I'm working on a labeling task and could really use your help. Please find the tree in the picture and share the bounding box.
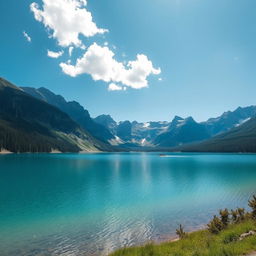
[248,195,256,219]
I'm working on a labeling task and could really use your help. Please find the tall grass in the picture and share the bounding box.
[110,195,256,256]
[110,220,256,256]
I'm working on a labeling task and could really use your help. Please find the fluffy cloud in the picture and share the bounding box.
[47,50,64,59]
[23,31,31,42]
[60,43,161,89]
[30,0,107,47]
[108,83,123,91]
[30,0,161,90]
[47,50,64,58]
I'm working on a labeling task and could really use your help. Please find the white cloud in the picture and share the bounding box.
[23,31,32,42]
[124,54,161,88]
[69,47,74,57]
[30,0,108,47]
[47,50,64,58]
[158,77,162,81]
[108,83,123,91]
[60,43,161,89]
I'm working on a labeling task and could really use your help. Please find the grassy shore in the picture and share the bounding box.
[110,219,256,256]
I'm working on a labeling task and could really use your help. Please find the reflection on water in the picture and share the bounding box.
[0,153,256,255]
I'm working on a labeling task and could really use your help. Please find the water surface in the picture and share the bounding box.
[0,153,256,255]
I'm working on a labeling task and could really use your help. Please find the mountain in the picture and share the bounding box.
[116,121,132,141]
[178,117,256,152]
[203,106,256,136]
[130,121,169,146]
[21,87,114,144]
[94,115,170,147]
[0,77,107,153]
[151,107,256,148]
[94,106,256,149]
[15,79,256,152]
[94,114,117,134]
[153,116,210,147]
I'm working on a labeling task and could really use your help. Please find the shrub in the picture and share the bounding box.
[231,209,238,223]
[220,208,230,227]
[176,224,186,239]
[207,215,223,234]
[237,208,245,221]
[248,195,256,219]
[231,208,248,223]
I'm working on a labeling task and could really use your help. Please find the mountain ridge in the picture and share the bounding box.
[176,116,256,153]
[2,77,256,153]
[21,86,115,144]
[0,78,109,153]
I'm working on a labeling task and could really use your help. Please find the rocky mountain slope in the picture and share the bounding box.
[0,78,108,153]
[177,116,256,152]
[22,87,114,144]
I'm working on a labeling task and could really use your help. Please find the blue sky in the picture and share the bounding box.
[1,0,256,122]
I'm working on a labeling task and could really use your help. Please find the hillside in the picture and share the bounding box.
[0,78,107,153]
[178,117,256,152]
[110,219,256,256]
[22,87,115,143]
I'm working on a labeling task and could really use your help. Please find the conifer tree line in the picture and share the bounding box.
[0,120,80,153]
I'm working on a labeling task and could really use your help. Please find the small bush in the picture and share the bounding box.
[207,215,223,234]
[220,208,229,227]
[231,208,248,223]
[248,195,256,219]
[231,210,239,223]
[176,224,186,239]
[237,208,245,221]
[231,209,238,223]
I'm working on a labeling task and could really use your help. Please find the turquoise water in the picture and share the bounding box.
[0,153,256,255]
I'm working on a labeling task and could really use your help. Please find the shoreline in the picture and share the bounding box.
[109,219,256,256]
[0,149,12,154]
[1,151,256,155]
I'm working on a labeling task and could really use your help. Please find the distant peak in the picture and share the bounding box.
[119,120,131,125]
[172,115,184,122]
[38,87,58,96]
[185,116,195,123]
[94,114,116,125]
[38,87,51,92]
[97,114,114,120]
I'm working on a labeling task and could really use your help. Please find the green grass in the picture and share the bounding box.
[110,220,256,256]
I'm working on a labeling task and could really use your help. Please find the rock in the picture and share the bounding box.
[239,230,256,241]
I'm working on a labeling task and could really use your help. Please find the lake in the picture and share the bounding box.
[0,153,256,255]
